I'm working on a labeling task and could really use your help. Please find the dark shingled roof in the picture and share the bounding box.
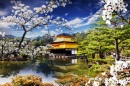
[51,41,78,44]
[57,33,72,36]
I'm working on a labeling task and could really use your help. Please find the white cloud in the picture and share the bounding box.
[11,30,24,37]
[0,11,7,16]
[0,22,13,35]
[66,9,102,28]
[25,35,38,38]
[0,22,11,29]
[41,30,48,33]
[25,29,57,38]
[0,21,17,35]
[56,28,63,33]
[25,31,43,38]
[85,9,102,25]
[66,17,88,28]
[50,30,57,36]
[65,13,68,16]
[41,29,57,36]
[66,17,84,26]
[95,0,103,8]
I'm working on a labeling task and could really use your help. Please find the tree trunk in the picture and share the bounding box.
[99,50,104,59]
[17,31,27,51]
[0,44,4,60]
[1,40,6,60]
[99,46,104,59]
[1,44,4,56]
[115,39,120,61]
[92,53,95,59]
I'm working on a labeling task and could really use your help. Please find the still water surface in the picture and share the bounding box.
[0,69,56,84]
[0,59,58,85]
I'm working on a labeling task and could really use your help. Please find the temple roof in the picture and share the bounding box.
[51,41,77,44]
[50,34,78,49]
[57,33,73,37]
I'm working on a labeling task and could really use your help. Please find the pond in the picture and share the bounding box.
[0,58,76,85]
[0,58,57,85]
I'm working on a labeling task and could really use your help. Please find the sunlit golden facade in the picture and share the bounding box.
[50,33,78,55]
[51,34,78,49]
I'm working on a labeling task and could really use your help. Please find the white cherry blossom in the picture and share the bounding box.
[0,32,5,37]
[106,20,111,25]
[85,60,130,86]
[102,0,128,25]
[120,24,124,28]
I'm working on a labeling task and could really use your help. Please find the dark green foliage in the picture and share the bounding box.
[31,35,53,47]
[77,17,130,60]
[72,32,87,43]
[77,27,115,58]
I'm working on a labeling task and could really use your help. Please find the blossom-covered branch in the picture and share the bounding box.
[102,0,129,25]
[1,0,71,51]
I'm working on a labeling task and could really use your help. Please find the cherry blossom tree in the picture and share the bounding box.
[102,0,130,60]
[2,0,71,52]
[0,38,52,60]
[85,1,130,85]
[0,32,6,59]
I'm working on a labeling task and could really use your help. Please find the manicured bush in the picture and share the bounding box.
[121,50,130,57]
[12,75,43,86]
[56,76,88,86]
[0,75,54,86]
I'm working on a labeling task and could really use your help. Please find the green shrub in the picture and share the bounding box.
[121,50,130,57]
[95,54,100,59]
[12,75,43,86]
[11,75,53,86]
[105,55,114,60]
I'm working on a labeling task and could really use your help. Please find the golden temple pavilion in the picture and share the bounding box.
[50,33,78,56]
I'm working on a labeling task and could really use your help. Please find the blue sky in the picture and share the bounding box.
[0,0,130,38]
